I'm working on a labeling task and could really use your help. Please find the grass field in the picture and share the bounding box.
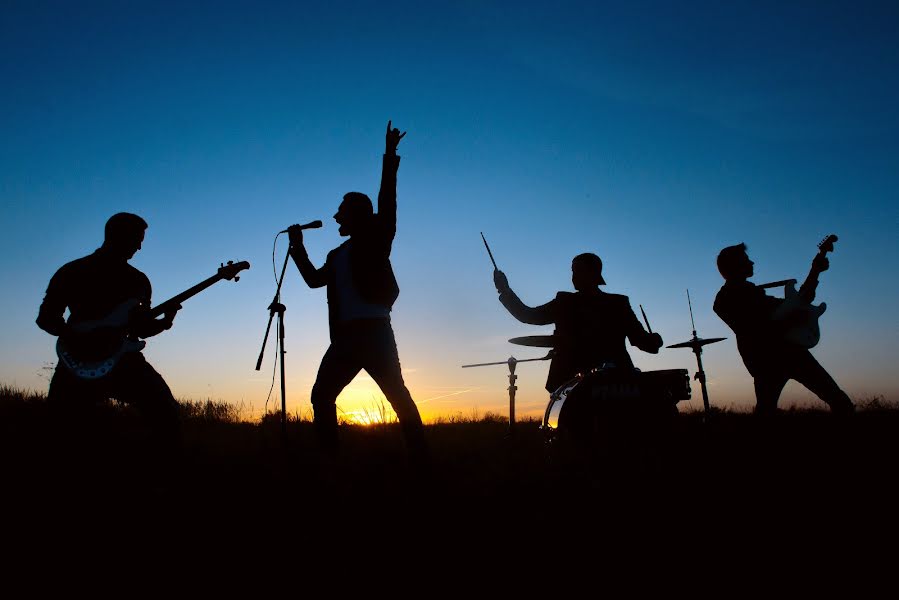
[3,384,896,557]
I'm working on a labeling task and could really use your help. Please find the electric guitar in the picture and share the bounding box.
[771,235,837,348]
[56,260,250,379]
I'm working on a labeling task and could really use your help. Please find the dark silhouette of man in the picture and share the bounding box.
[493,253,664,394]
[36,212,182,449]
[713,243,854,416]
[288,121,428,464]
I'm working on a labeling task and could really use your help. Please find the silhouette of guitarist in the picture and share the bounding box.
[36,212,182,448]
[713,243,854,416]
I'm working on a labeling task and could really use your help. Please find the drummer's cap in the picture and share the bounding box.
[573,252,606,285]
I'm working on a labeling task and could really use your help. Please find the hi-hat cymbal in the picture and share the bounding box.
[509,335,556,348]
[667,337,726,349]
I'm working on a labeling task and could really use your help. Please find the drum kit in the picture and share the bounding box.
[542,364,691,443]
[461,290,727,439]
[463,333,696,439]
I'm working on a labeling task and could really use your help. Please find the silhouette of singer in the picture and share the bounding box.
[493,253,663,393]
[713,243,854,416]
[288,121,428,463]
[36,213,182,448]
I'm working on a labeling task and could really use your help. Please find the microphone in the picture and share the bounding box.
[280,220,323,234]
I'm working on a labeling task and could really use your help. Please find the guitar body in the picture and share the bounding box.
[770,235,837,349]
[55,298,148,379]
[55,260,249,380]
[56,336,146,379]
[777,282,826,348]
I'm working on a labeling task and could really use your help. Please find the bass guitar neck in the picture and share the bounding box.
[57,259,250,379]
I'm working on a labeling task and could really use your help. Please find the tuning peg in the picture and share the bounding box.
[234,276,240,282]
[228,260,234,265]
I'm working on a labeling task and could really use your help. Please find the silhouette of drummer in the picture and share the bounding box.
[493,253,663,393]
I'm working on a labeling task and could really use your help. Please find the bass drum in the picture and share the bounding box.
[542,367,690,442]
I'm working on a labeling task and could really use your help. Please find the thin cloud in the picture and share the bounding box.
[417,388,476,404]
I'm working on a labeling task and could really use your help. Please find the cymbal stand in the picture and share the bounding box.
[685,290,710,413]
[462,352,552,435]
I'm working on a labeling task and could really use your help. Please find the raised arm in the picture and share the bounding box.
[377,120,405,238]
[288,225,328,288]
[493,270,555,325]
[798,253,829,304]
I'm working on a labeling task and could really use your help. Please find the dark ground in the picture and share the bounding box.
[2,388,897,571]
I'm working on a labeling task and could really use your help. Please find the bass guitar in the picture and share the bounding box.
[769,234,837,348]
[56,260,250,379]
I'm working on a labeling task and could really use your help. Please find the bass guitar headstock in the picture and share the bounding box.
[219,260,251,281]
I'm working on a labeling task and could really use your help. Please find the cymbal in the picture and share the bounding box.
[667,337,727,349]
[461,352,553,368]
[509,335,556,348]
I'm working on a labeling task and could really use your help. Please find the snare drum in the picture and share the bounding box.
[542,367,690,440]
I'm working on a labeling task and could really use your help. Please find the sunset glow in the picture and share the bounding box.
[2,2,896,420]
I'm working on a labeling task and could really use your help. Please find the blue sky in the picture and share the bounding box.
[2,1,897,419]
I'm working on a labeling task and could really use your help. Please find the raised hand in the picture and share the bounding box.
[812,254,830,273]
[493,269,510,293]
[385,120,406,155]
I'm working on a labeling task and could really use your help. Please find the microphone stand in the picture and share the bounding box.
[256,245,292,447]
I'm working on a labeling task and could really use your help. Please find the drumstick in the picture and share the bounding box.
[639,304,653,334]
[481,232,499,271]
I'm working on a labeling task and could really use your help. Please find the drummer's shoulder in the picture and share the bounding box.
[603,292,632,305]
[603,293,641,314]
[565,290,630,302]
[570,290,632,308]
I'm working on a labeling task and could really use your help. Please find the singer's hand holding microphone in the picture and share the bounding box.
[282,220,322,247]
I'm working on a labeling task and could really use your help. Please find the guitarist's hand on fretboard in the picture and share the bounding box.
[160,304,182,330]
[131,302,180,337]
[812,254,830,274]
